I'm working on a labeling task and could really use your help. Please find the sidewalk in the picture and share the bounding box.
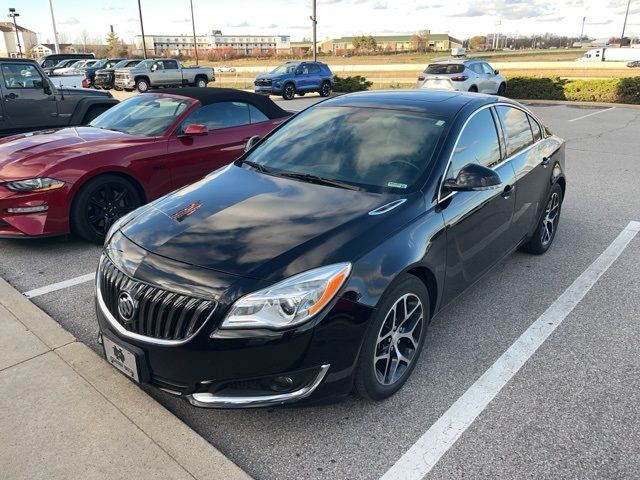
[0,277,251,480]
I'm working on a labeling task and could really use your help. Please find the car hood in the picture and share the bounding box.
[256,73,289,81]
[0,127,149,180]
[120,165,420,281]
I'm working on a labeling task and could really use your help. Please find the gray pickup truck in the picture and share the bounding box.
[0,58,118,137]
[114,58,215,92]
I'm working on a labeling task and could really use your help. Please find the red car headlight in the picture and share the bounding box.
[2,178,65,193]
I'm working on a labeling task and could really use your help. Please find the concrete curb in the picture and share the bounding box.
[516,98,640,109]
[0,276,251,480]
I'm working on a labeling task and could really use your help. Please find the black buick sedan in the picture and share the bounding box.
[95,90,565,408]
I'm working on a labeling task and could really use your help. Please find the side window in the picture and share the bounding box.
[446,108,501,180]
[248,104,269,123]
[528,115,542,141]
[301,64,310,74]
[469,63,482,74]
[164,60,179,70]
[153,61,164,70]
[180,102,251,132]
[2,64,45,89]
[496,106,535,157]
[308,64,321,74]
[481,63,495,75]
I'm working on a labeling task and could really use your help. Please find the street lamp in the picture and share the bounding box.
[8,8,23,58]
[190,0,198,64]
[621,0,631,46]
[137,0,148,59]
[310,0,317,61]
[48,0,60,54]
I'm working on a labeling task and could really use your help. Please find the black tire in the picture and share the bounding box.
[135,78,150,93]
[354,274,430,401]
[82,106,109,124]
[520,182,563,255]
[282,83,295,100]
[195,77,208,88]
[497,82,506,95]
[71,175,142,244]
[297,92,306,96]
[468,85,478,93]
[319,80,332,97]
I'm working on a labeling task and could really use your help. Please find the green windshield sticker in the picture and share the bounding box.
[388,182,408,189]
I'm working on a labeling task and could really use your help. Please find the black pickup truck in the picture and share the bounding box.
[0,58,118,137]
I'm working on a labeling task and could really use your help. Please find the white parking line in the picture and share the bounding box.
[568,107,615,122]
[381,220,640,480]
[24,273,95,299]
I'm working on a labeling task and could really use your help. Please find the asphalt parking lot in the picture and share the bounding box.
[1,98,639,480]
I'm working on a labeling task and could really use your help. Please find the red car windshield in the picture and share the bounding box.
[90,95,191,136]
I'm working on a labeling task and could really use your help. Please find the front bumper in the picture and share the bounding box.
[254,84,282,95]
[95,251,373,408]
[115,78,135,89]
[94,75,113,89]
[0,186,70,237]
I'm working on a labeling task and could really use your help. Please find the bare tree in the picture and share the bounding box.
[411,30,430,53]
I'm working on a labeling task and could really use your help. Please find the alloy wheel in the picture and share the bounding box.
[373,293,424,386]
[541,192,560,246]
[86,183,135,236]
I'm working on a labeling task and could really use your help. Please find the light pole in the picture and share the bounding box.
[190,0,198,64]
[621,0,631,46]
[137,0,148,59]
[310,0,317,61]
[48,0,59,54]
[8,8,22,58]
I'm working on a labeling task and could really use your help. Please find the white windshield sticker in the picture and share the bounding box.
[436,120,445,126]
[388,182,408,189]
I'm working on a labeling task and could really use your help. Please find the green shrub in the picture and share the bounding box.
[505,76,566,100]
[332,75,373,93]
[505,75,640,104]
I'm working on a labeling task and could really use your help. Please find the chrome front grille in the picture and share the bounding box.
[98,256,216,342]
[115,73,128,80]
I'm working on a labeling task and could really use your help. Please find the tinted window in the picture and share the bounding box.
[425,64,464,74]
[245,106,446,193]
[496,106,534,157]
[181,102,251,131]
[481,63,495,74]
[248,104,269,123]
[469,63,484,74]
[164,60,179,70]
[90,96,190,136]
[447,108,501,180]
[2,64,45,89]
[307,64,321,74]
[528,115,542,141]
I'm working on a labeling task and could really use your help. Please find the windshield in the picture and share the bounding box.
[69,60,85,68]
[92,59,108,69]
[137,59,155,69]
[425,64,465,74]
[243,106,446,193]
[271,63,298,74]
[89,95,191,136]
[113,59,133,69]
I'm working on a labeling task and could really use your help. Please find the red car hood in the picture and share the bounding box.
[0,127,152,181]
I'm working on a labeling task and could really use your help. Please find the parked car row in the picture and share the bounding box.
[0,57,565,409]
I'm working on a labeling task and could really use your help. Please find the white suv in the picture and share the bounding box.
[417,59,506,95]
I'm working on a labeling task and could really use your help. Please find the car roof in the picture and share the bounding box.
[150,88,291,119]
[428,57,486,65]
[319,89,509,118]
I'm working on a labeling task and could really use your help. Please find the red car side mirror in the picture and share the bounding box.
[183,124,208,136]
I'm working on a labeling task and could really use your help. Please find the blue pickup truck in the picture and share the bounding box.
[254,61,333,100]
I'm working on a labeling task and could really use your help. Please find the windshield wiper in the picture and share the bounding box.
[277,172,361,191]
[241,160,272,173]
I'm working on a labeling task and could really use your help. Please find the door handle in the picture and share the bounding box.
[4,93,18,100]
[541,156,550,167]
[501,184,515,199]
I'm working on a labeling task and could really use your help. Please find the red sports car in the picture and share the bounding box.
[0,88,291,242]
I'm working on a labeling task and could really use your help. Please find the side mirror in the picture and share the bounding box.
[442,163,502,193]
[44,84,52,95]
[494,69,499,75]
[182,124,208,136]
[244,135,261,152]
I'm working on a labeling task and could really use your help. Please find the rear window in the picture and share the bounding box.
[425,64,465,75]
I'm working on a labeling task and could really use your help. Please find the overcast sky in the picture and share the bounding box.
[13,0,640,44]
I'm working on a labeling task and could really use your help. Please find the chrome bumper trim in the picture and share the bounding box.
[185,364,330,409]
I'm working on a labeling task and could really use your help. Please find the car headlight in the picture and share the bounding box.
[220,263,352,330]
[2,178,65,193]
